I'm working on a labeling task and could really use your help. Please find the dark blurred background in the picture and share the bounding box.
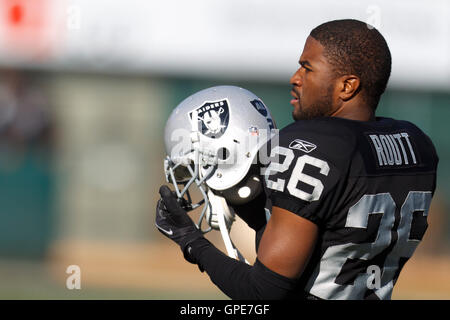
[0,0,448,299]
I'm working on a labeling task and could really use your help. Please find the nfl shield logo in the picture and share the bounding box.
[189,99,230,138]
[249,126,259,136]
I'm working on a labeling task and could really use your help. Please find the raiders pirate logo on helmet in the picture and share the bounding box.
[189,99,230,138]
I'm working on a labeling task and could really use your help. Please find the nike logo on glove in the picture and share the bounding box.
[155,222,173,236]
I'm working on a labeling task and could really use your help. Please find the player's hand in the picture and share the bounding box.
[155,185,204,263]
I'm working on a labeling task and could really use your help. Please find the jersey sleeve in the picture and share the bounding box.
[261,122,353,226]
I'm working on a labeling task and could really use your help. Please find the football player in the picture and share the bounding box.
[155,19,438,300]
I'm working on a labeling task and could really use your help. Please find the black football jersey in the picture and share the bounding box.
[261,116,438,300]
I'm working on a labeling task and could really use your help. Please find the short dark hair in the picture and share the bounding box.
[310,19,391,110]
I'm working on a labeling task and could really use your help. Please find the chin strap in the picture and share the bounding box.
[207,190,249,264]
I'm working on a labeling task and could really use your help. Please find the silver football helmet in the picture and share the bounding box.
[163,85,276,262]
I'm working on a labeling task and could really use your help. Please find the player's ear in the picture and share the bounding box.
[338,75,360,101]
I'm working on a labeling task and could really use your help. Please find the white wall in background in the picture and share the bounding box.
[0,0,448,89]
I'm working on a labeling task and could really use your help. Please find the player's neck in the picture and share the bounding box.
[330,100,375,122]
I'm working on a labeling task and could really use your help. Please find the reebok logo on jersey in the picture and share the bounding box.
[289,139,317,153]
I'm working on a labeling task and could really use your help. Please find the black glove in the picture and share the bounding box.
[155,185,204,263]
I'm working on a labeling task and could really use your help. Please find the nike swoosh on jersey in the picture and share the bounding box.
[155,223,173,236]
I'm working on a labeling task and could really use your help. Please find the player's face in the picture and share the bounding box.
[290,36,337,121]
